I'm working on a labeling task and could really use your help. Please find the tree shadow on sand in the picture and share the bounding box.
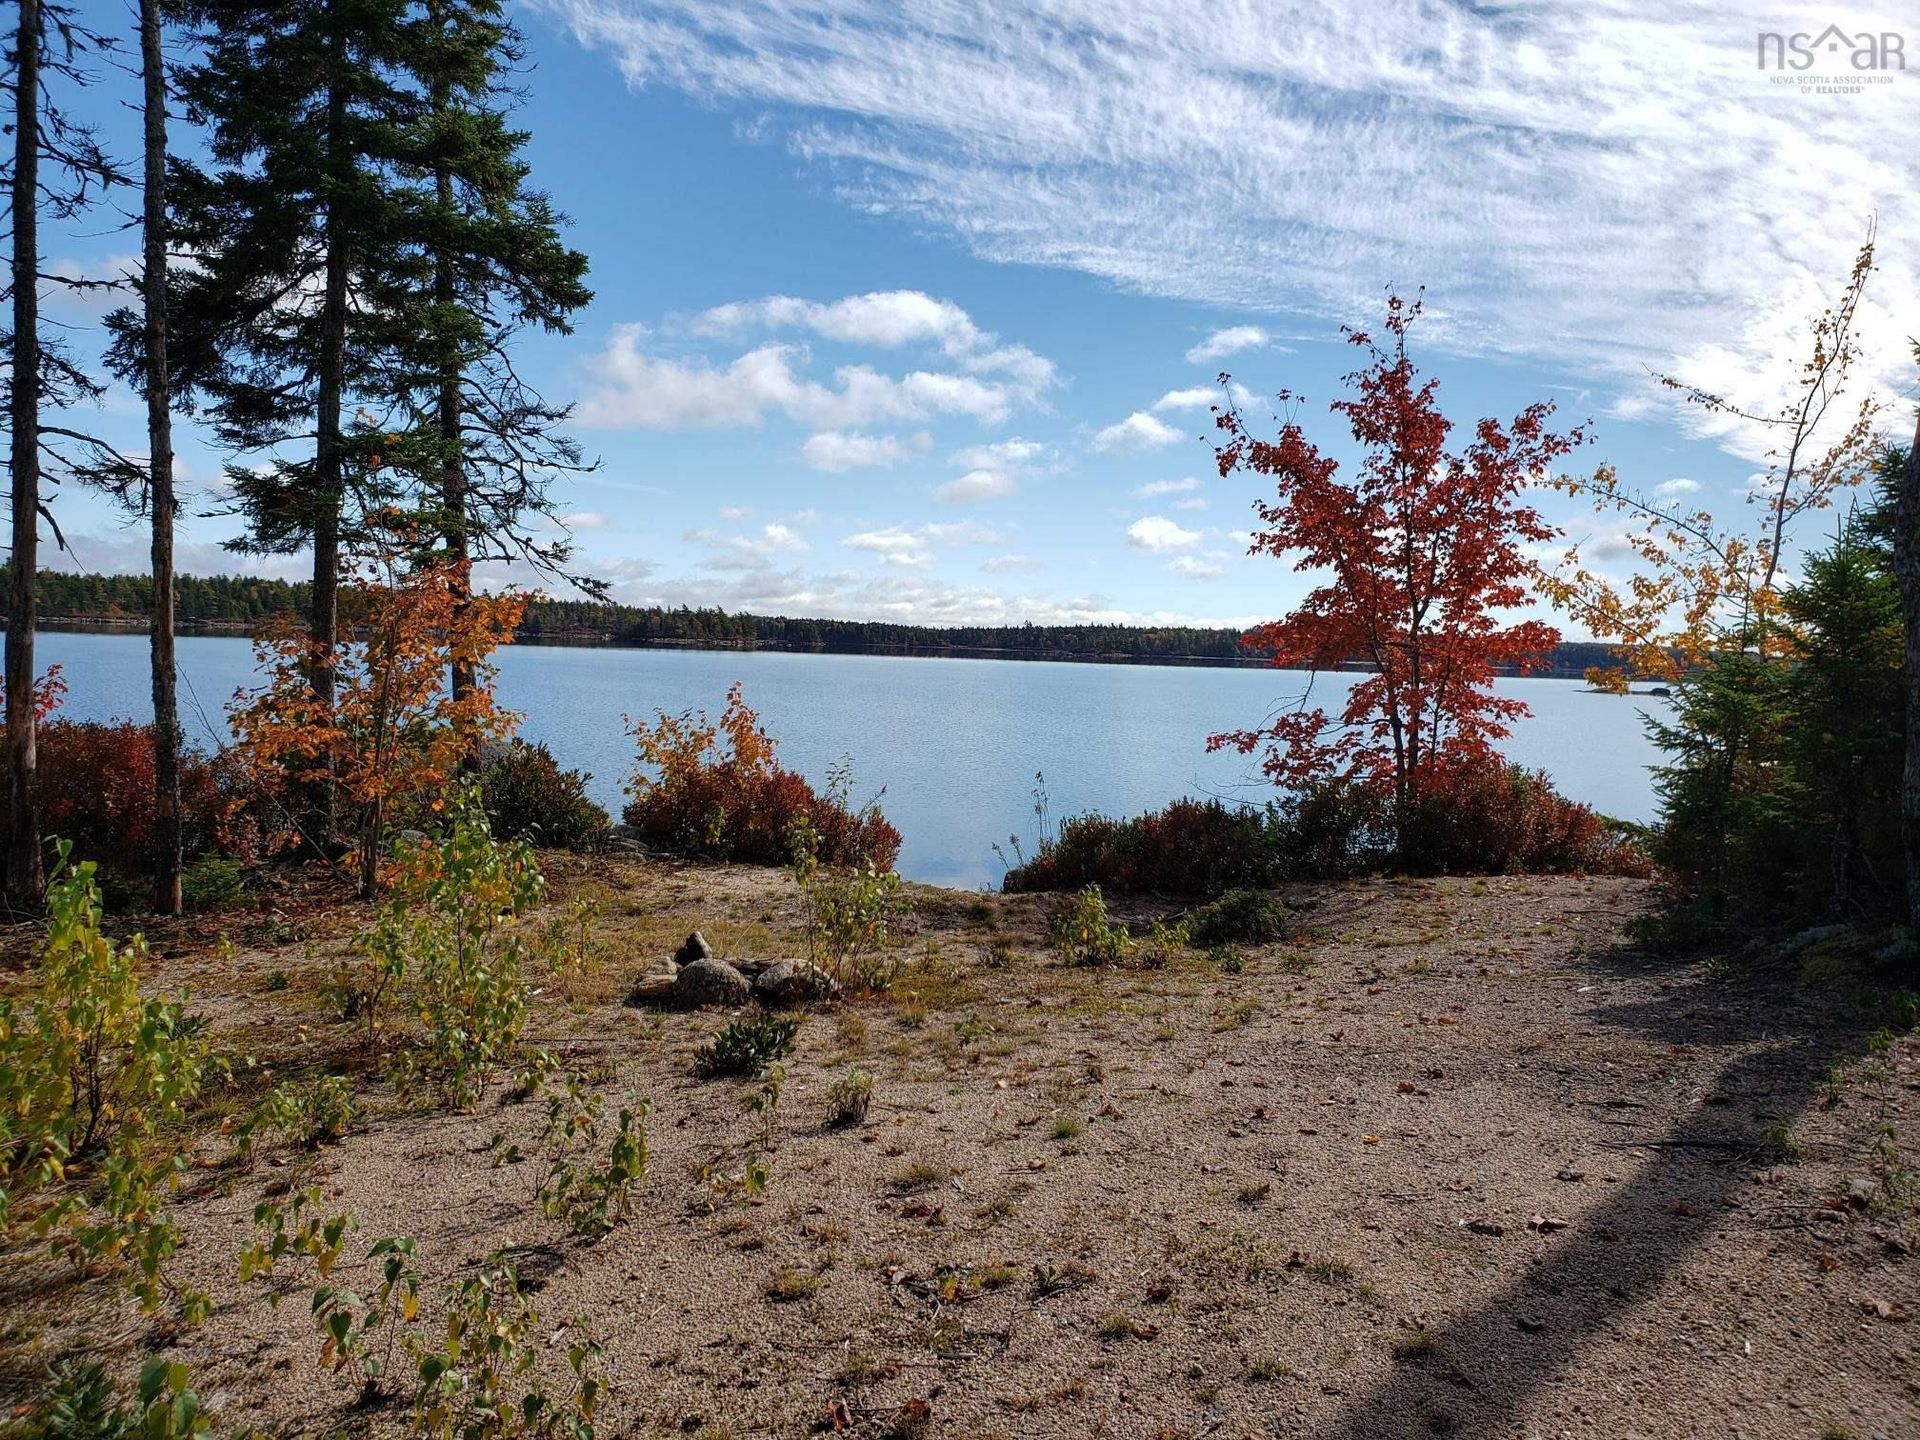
[1313,937,1893,1440]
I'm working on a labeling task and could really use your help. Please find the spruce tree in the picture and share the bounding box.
[384,0,595,723]
[162,0,418,840]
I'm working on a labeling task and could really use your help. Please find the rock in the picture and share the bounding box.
[752,959,841,1006]
[732,957,778,979]
[625,972,676,1007]
[671,957,750,1009]
[674,931,714,967]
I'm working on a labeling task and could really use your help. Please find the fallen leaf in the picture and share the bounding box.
[1861,1297,1911,1323]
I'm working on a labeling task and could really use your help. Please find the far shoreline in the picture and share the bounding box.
[10,617,1642,683]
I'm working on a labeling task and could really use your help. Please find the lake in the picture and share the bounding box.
[31,631,1669,889]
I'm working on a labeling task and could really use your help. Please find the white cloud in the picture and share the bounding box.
[801,429,922,471]
[1094,411,1185,453]
[938,468,1016,503]
[953,438,1048,471]
[938,436,1051,504]
[547,0,1920,460]
[601,562,1248,627]
[1134,476,1201,498]
[1151,385,1218,413]
[1126,515,1201,552]
[1169,553,1227,579]
[687,521,812,570]
[719,504,754,520]
[843,519,1002,567]
[578,324,1047,431]
[1655,477,1701,496]
[1185,326,1269,365]
[693,288,1058,390]
[1172,496,1208,511]
[559,510,608,530]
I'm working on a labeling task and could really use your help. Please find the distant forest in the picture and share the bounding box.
[2,566,1629,677]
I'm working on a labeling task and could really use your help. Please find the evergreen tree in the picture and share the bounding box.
[1648,453,1908,939]
[381,0,594,721]
[159,0,419,838]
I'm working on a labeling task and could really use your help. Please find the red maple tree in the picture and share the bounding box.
[1209,294,1583,810]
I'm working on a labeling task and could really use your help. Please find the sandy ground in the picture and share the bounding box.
[2,861,1915,1440]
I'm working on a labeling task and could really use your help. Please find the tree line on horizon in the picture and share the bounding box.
[0,564,1636,675]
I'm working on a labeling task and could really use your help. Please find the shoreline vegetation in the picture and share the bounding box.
[2,566,1634,678]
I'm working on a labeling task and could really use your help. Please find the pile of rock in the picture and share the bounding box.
[626,931,841,1010]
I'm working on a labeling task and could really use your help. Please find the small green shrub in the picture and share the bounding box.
[21,1357,211,1440]
[824,1066,874,1127]
[694,1010,799,1079]
[536,1074,648,1237]
[180,855,248,913]
[0,848,211,1317]
[360,792,543,1105]
[480,740,612,852]
[1049,886,1132,968]
[236,1074,358,1159]
[310,1235,422,1391]
[237,1186,354,1287]
[1185,889,1292,948]
[790,767,907,993]
[406,1255,605,1440]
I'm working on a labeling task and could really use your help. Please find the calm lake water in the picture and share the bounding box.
[33,631,1669,889]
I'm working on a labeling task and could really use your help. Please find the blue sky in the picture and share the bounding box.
[35,0,1920,628]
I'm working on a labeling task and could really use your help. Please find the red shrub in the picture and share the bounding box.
[623,684,901,870]
[1002,798,1280,897]
[1395,763,1648,877]
[28,720,261,877]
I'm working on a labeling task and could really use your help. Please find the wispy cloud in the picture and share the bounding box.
[544,0,1919,458]
[1134,476,1201,498]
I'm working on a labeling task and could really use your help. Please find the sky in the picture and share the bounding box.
[31,0,1920,630]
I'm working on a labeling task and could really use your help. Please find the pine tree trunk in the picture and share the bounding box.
[307,19,348,849]
[1894,414,1920,959]
[6,0,45,905]
[431,61,476,771]
[142,0,182,915]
